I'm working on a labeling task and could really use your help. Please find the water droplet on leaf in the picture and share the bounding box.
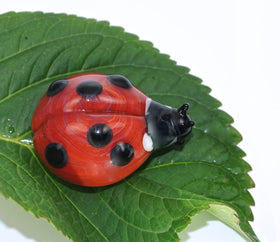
[8,126,15,134]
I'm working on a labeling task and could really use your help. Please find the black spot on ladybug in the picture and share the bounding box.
[76,80,103,98]
[47,79,68,97]
[87,123,113,148]
[107,75,133,89]
[110,143,134,166]
[45,143,68,168]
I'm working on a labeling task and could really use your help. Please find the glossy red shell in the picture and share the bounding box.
[31,73,152,187]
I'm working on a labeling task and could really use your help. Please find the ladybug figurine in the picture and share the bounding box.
[31,73,194,186]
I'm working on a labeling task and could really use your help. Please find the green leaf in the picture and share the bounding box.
[0,12,258,241]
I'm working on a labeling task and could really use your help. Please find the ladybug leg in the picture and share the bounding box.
[142,133,153,152]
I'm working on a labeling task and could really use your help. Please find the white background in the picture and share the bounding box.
[0,1,279,241]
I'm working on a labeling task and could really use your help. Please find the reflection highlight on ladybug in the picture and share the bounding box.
[31,73,194,187]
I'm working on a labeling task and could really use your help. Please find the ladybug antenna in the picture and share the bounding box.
[175,103,195,140]
[178,103,195,126]
[178,103,189,116]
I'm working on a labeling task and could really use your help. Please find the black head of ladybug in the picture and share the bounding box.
[145,101,194,150]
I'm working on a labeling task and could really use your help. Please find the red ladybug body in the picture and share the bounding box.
[32,73,194,187]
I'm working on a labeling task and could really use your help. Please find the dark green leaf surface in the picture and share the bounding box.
[0,12,258,241]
